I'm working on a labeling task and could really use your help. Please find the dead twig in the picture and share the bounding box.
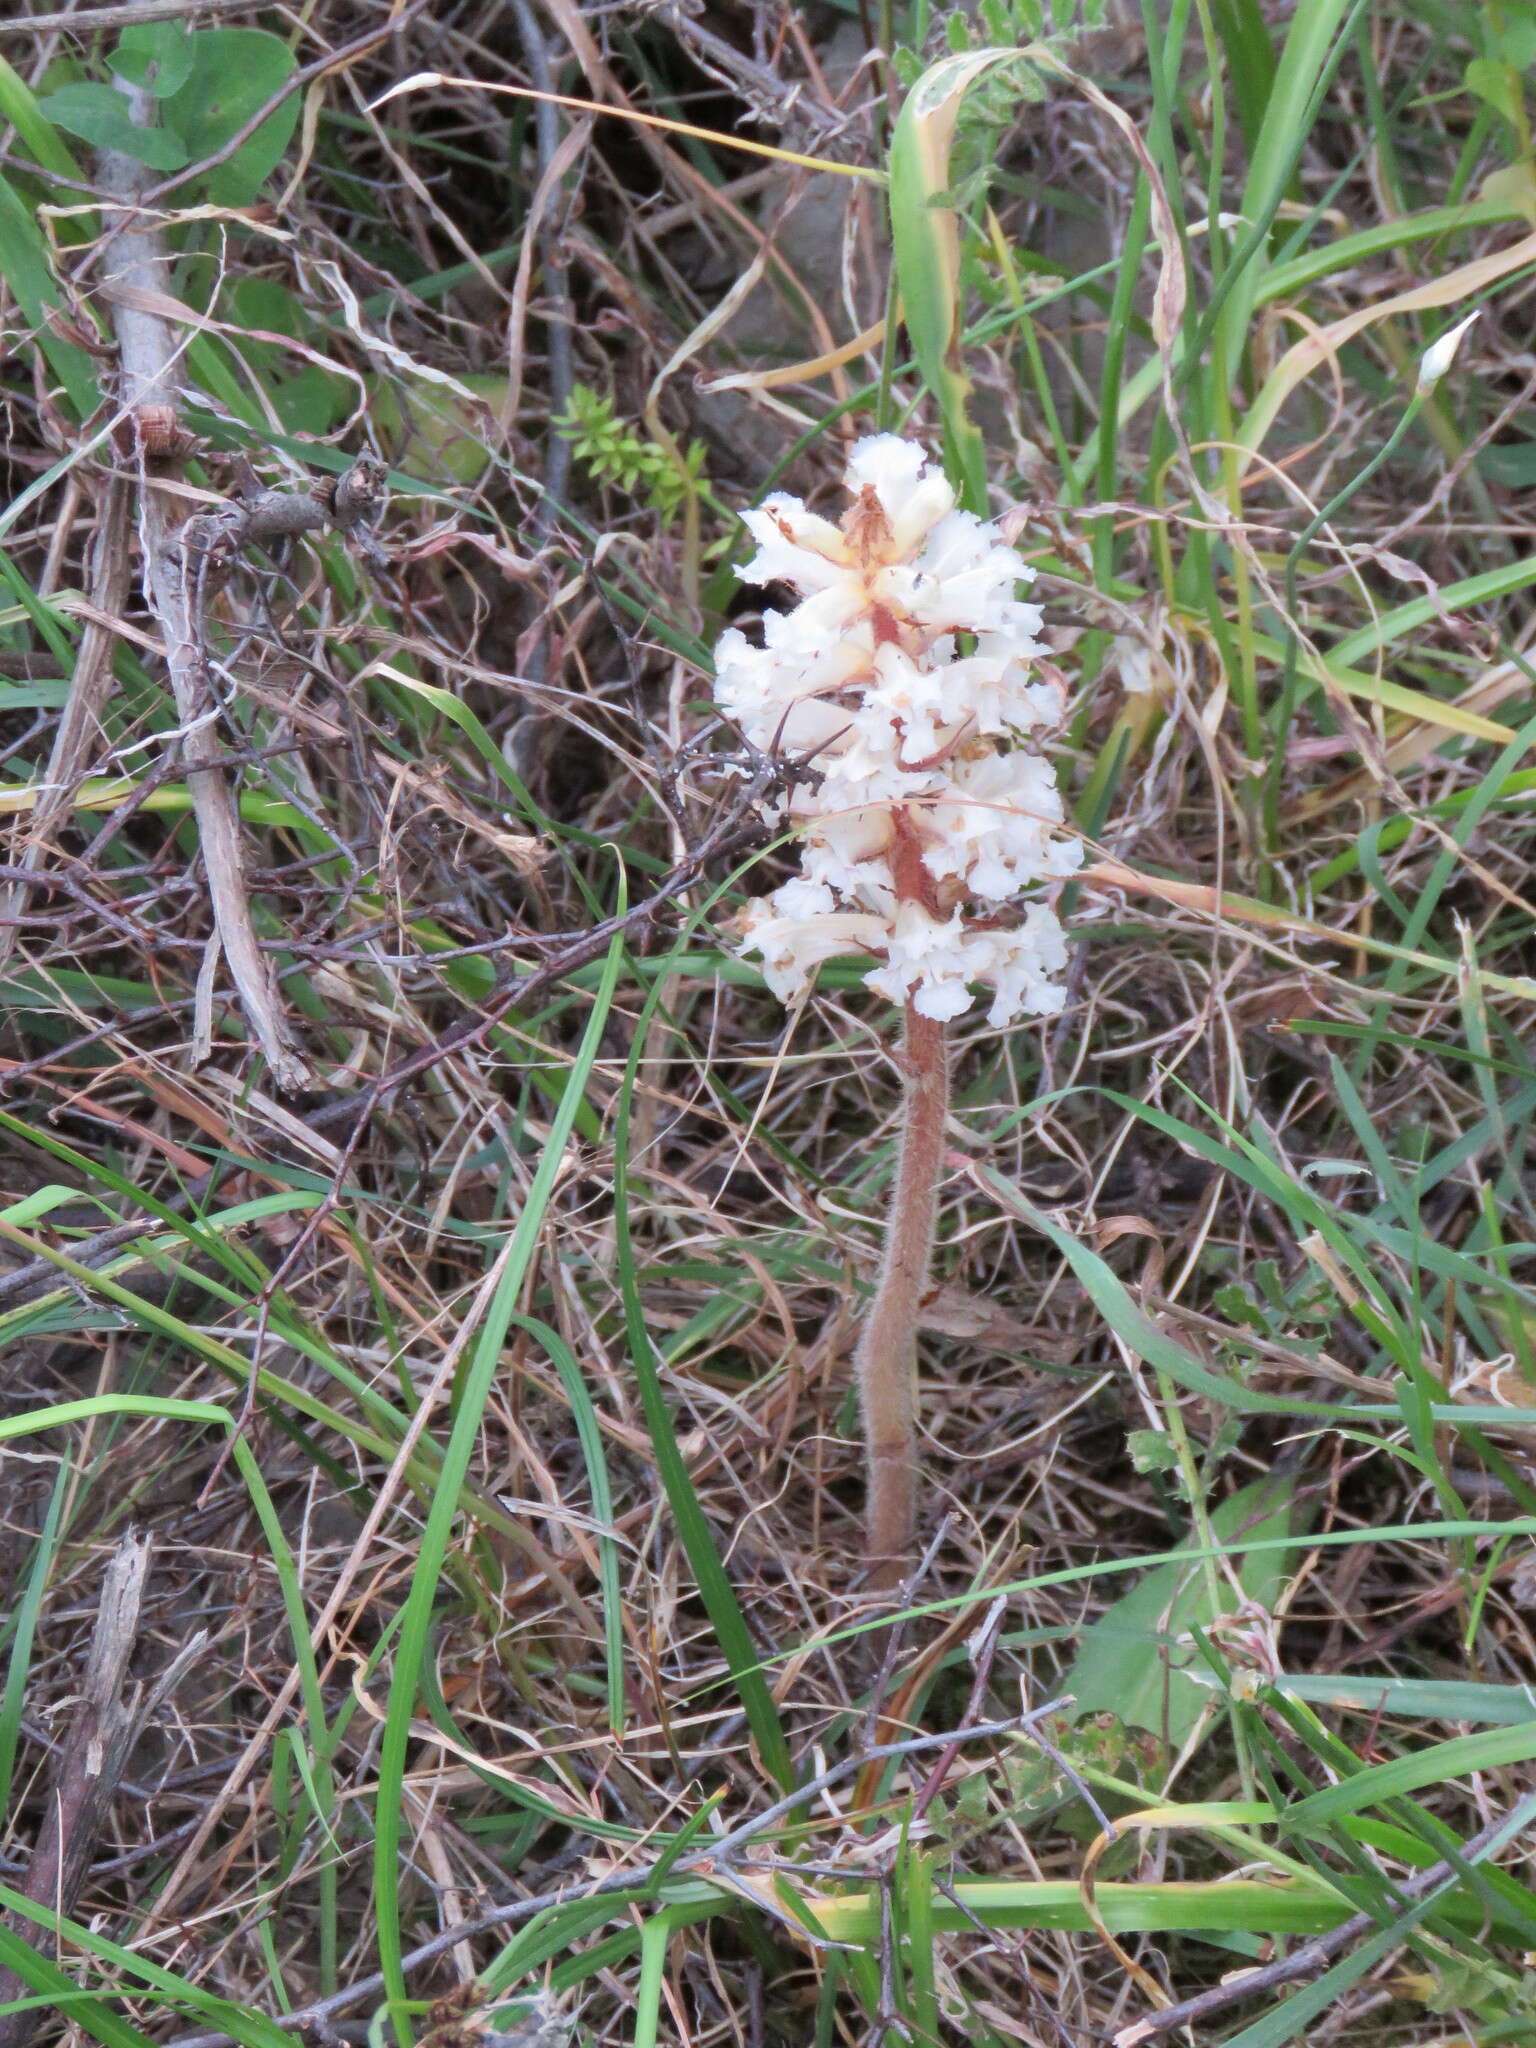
[96,92,314,1089]
[0,1532,206,2048]
[181,456,388,565]
[508,0,575,546]
[1,0,257,34]
[0,1205,198,1308]
[640,1,842,142]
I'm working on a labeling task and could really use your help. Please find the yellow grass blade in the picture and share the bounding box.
[701,319,887,393]
[1247,632,1518,742]
[369,72,884,182]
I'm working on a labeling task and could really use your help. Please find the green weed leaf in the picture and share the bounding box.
[162,28,298,203]
[1465,57,1524,127]
[110,20,194,98]
[1063,1478,1299,1749]
[554,384,705,524]
[1127,1429,1181,1475]
[38,82,189,168]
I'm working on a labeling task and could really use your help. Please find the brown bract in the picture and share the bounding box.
[843,480,896,564]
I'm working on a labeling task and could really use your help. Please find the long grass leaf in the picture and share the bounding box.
[371,925,626,2032]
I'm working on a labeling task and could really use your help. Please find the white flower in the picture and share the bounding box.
[739,497,851,591]
[867,643,953,761]
[769,876,837,919]
[738,901,888,1004]
[893,511,1041,638]
[738,438,957,596]
[845,434,956,553]
[800,850,897,917]
[802,799,896,867]
[713,617,872,756]
[865,904,991,1020]
[920,750,1082,903]
[720,436,1076,1026]
[932,631,1051,737]
[1416,311,1479,395]
[974,907,1072,1024]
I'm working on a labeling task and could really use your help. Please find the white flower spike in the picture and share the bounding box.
[714,434,1078,1024]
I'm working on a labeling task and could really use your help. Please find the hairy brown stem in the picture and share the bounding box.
[855,1002,948,1588]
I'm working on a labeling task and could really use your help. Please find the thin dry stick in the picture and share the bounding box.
[0,1527,150,2048]
[2,0,255,33]
[96,92,312,1091]
[855,1002,949,1589]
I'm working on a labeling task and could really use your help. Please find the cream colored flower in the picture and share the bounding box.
[716,435,1075,1025]
[865,905,994,1020]
[737,902,890,1005]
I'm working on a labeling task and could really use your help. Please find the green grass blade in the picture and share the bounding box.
[612,1028,795,1790]
[599,866,796,1790]
[887,48,1013,509]
[1208,0,1277,156]
[0,1462,66,1823]
[371,923,627,2034]
[0,171,98,415]
[511,1310,626,1732]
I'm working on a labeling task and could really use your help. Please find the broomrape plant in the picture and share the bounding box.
[714,435,1078,1584]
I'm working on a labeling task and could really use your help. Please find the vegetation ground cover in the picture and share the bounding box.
[3,1,1536,2044]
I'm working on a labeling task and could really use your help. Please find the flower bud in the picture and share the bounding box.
[1416,311,1479,395]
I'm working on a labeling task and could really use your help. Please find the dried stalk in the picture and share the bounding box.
[97,89,312,1090]
[2,0,254,34]
[0,1532,205,2048]
[854,1003,949,1588]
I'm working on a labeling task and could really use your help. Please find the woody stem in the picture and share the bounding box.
[854,1001,949,1589]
